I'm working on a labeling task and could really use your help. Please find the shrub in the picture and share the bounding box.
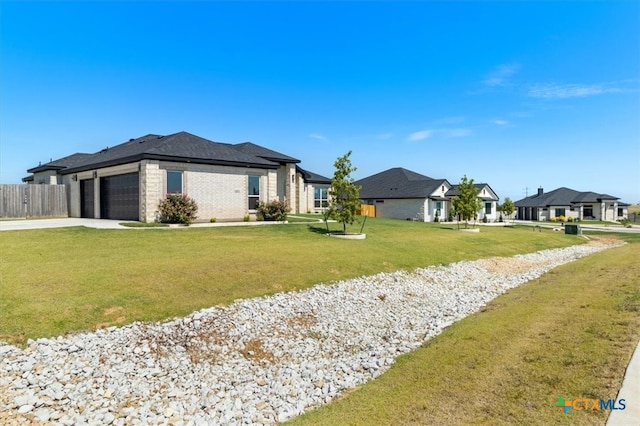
[482,215,488,223]
[158,193,198,225]
[256,200,290,221]
[567,216,574,222]
[243,215,250,222]
[550,217,557,222]
[209,217,217,223]
[558,215,566,223]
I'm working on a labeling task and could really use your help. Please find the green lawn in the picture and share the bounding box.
[1,219,638,424]
[288,239,640,425]
[1,218,579,345]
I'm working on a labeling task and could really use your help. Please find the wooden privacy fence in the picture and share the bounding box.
[360,204,376,217]
[0,184,69,218]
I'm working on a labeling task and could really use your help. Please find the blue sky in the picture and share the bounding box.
[1,1,639,204]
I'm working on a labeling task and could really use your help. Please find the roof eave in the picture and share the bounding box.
[60,153,280,174]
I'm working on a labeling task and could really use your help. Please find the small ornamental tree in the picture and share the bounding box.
[501,197,515,222]
[328,151,361,234]
[452,175,482,229]
[158,193,198,225]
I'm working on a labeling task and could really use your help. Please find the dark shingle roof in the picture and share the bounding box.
[355,167,446,199]
[515,187,621,207]
[446,183,499,201]
[233,142,300,164]
[296,166,331,184]
[42,132,289,175]
[27,153,94,173]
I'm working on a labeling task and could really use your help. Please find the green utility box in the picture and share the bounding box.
[565,223,582,235]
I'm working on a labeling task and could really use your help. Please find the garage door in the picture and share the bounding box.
[100,173,139,220]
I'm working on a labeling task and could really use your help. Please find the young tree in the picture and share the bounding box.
[452,175,482,229]
[328,151,361,234]
[501,197,515,222]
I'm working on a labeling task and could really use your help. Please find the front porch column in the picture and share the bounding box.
[579,205,583,221]
[613,202,618,218]
[600,202,606,221]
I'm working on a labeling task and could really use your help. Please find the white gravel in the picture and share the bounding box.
[0,242,620,425]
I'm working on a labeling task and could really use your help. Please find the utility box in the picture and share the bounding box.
[565,223,582,235]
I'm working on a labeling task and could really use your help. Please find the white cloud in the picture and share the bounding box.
[407,130,433,141]
[407,128,471,141]
[483,63,520,87]
[528,82,621,99]
[308,133,327,141]
[493,119,509,125]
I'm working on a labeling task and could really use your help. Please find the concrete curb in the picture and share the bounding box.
[606,340,640,425]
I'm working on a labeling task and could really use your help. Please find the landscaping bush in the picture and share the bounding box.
[158,193,198,225]
[567,216,574,222]
[558,215,567,223]
[550,217,557,222]
[256,200,290,221]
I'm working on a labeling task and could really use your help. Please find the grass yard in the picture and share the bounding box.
[2,218,580,346]
[288,237,640,425]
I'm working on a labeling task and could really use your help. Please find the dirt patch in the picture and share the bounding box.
[583,235,624,247]
[479,257,550,274]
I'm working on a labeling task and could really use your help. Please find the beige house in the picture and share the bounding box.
[24,132,330,222]
[515,187,629,221]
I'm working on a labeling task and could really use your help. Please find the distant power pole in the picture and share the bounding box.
[524,187,529,197]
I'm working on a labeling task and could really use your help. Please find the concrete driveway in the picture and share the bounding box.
[0,218,135,231]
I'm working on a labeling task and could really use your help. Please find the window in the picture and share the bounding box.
[485,202,492,214]
[167,171,182,193]
[436,201,442,212]
[314,187,328,208]
[555,208,566,217]
[583,206,593,218]
[618,208,624,217]
[248,175,260,209]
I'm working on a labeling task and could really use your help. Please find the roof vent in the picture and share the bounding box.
[129,138,134,142]
[99,147,109,153]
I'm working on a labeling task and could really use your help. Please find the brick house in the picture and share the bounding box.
[515,187,629,221]
[355,167,499,222]
[24,131,330,222]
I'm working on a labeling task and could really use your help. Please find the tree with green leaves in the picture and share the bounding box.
[452,175,482,229]
[501,197,515,223]
[328,151,361,234]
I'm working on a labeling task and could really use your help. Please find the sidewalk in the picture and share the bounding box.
[607,340,640,425]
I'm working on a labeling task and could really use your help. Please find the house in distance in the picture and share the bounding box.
[355,167,499,222]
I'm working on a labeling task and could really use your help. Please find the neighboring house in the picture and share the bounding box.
[445,183,500,222]
[515,187,629,221]
[356,167,500,222]
[23,131,328,222]
[356,168,450,222]
[296,167,332,214]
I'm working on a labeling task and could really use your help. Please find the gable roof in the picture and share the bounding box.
[30,132,295,175]
[355,167,448,199]
[515,187,621,207]
[446,183,499,201]
[296,166,331,184]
